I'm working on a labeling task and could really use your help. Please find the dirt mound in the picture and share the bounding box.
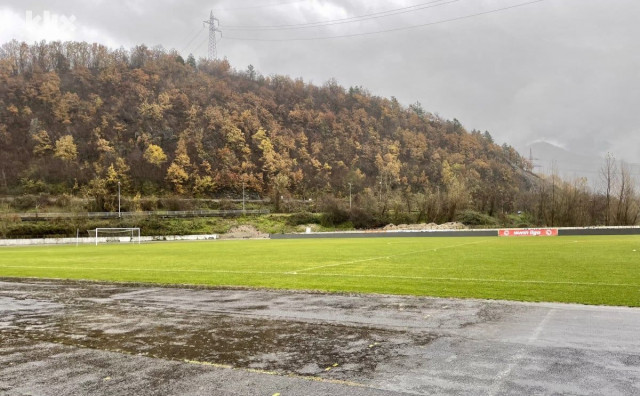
[222,225,269,239]
[382,222,467,231]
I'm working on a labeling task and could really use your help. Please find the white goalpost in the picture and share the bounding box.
[93,228,141,246]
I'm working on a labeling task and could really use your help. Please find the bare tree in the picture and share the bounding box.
[536,173,548,225]
[550,161,559,226]
[615,162,639,225]
[600,153,617,226]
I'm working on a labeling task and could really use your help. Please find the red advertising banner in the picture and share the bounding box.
[499,228,558,237]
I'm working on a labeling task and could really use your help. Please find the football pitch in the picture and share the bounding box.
[1,235,639,306]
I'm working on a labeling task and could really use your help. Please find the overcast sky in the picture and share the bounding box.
[1,0,639,165]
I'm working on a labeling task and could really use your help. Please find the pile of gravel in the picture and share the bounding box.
[382,222,467,231]
[222,225,269,239]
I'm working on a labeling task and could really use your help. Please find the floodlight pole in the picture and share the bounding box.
[118,181,121,218]
[348,182,352,210]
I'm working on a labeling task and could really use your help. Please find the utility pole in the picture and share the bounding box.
[118,181,121,218]
[242,180,246,212]
[203,11,221,60]
[348,182,352,210]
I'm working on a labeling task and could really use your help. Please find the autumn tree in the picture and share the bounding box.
[441,160,469,221]
[272,173,290,212]
[32,130,53,156]
[143,144,167,167]
[166,141,191,195]
[54,135,78,162]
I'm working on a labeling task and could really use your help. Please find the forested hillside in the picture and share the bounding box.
[1,40,535,223]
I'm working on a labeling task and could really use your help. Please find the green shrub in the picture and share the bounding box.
[218,198,236,210]
[280,199,315,213]
[349,207,387,229]
[158,197,194,211]
[319,197,349,227]
[11,195,38,211]
[286,211,320,226]
[55,194,72,208]
[501,212,535,228]
[6,222,74,238]
[456,209,499,226]
[19,178,48,194]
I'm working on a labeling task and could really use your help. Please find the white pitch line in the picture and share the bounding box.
[295,272,639,288]
[287,256,392,274]
[1,262,637,288]
[488,308,555,396]
[0,265,284,276]
[290,240,486,273]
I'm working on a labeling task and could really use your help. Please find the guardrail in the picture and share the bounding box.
[9,209,270,221]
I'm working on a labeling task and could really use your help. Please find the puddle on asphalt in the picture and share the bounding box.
[5,311,436,379]
[0,297,62,312]
[0,280,439,380]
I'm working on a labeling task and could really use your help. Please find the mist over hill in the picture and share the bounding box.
[524,141,640,190]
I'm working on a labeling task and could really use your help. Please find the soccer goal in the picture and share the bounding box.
[93,228,141,245]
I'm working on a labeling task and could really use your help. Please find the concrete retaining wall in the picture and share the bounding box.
[558,227,640,236]
[271,229,498,239]
[2,226,638,246]
[272,226,640,239]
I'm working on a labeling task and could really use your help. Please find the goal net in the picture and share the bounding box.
[92,228,141,245]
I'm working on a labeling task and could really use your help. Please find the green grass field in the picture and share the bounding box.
[1,235,639,306]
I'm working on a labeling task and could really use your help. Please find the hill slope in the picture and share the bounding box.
[0,41,531,219]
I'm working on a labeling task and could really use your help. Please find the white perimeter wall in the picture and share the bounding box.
[0,234,219,246]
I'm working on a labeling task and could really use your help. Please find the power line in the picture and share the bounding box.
[179,26,204,45]
[181,26,205,54]
[214,0,309,12]
[222,0,457,30]
[223,0,545,42]
[191,35,209,56]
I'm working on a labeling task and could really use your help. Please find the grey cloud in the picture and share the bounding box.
[2,0,639,164]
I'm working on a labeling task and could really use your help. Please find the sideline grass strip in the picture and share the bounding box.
[1,236,639,306]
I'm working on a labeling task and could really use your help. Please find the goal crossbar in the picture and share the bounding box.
[93,227,141,245]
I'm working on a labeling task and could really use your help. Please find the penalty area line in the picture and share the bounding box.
[289,240,487,274]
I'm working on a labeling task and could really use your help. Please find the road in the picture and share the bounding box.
[1,278,639,395]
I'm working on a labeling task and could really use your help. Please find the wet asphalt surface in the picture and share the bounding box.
[1,279,639,395]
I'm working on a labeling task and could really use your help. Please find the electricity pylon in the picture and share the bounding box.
[203,11,221,60]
